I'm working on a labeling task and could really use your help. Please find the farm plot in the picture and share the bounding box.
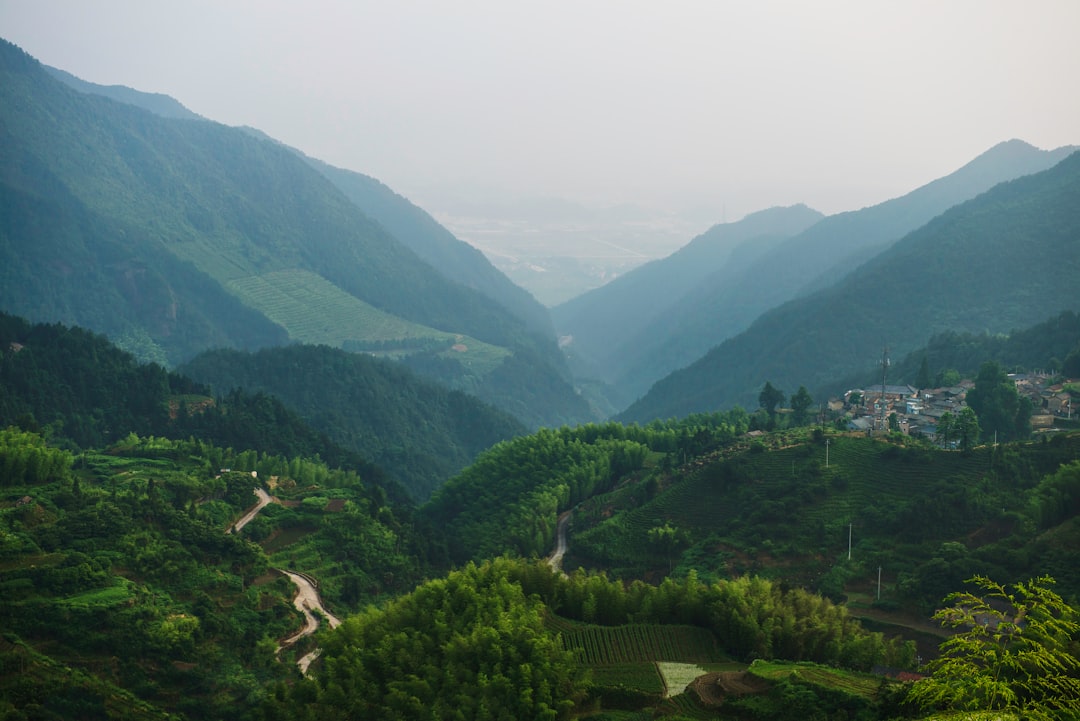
[558,622,723,666]
[228,269,510,373]
[748,659,883,700]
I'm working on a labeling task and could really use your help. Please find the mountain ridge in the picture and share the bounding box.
[0,38,591,428]
[601,139,1078,404]
[620,148,1080,421]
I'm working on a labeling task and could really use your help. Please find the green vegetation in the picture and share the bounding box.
[1,38,593,429]
[5,35,1080,717]
[278,558,912,719]
[179,343,525,501]
[906,576,1080,720]
[423,412,750,563]
[278,560,587,721]
[227,268,510,374]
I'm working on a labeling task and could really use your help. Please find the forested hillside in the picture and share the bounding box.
[179,344,526,501]
[836,310,1080,394]
[0,38,592,429]
[4,308,1080,719]
[606,139,1077,404]
[622,149,1080,421]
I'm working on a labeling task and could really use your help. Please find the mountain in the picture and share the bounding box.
[584,140,1077,405]
[620,149,1080,422]
[43,63,205,120]
[300,155,555,339]
[0,39,591,428]
[551,204,824,386]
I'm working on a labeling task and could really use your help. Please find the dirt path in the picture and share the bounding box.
[227,487,274,534]
[547,510,572,573]
[231,488,341,673]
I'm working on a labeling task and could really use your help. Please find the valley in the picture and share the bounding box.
[1,30,1079,721]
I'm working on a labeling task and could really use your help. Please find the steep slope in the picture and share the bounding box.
[551,204,824,382]
[43,63,205,120]
[0,39,591,427]
[44,57,558,359]
[620,150,1080,421]
[179,344,527,501]
[608,140,1077,403]
[303,156,555,339]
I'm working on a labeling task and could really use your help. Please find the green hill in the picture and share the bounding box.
[179,344,526,501]
[0,38,591,428]
[621,150,1080,421]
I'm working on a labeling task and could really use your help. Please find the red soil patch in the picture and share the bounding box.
[691,671,769,708]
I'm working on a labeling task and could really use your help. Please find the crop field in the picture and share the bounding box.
[228,269,510,374]
[747,660,883,699]
[556,621,723,666]
[589,663,665,695]
[572,434,1006,573]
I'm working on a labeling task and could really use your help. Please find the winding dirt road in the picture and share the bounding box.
[547,510,572,573]
[230,488,341,673]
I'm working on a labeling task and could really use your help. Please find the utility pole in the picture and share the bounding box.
[848,523,852,561]
[825,438,830,468]
[879,344,890,432]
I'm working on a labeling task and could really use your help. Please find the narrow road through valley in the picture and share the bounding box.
[229,488,340,673]
[547,510,572,573]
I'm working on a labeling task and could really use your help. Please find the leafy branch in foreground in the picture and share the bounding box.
[906,575,1080,720]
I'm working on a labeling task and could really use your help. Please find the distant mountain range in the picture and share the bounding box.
[620,149,1080,422]
[0,38,591,429]
[552,204,824,400]
[558,139,1077,407]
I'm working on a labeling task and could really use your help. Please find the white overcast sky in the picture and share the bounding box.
[2,0,1078,219]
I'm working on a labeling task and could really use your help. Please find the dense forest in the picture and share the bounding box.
[3,307,1080,719]
[178,344,526,501]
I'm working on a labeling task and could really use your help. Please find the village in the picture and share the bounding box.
[839,372,1076,441]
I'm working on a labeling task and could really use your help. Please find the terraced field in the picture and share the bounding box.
[552,620,724,666]
[575,435,996,565]
[227,268,510,374]
[747,659,883,699]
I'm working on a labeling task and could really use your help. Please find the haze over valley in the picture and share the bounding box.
[2,4,1080,719]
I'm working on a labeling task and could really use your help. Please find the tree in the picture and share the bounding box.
[906,575,1080,720]
[759,382,785,419]
[967,361,1027,442]
[790,386,813,426]
[955,407,981,452]
[937,412,955,449]
[916,355,933,391]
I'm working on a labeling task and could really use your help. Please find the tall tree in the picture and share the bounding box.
[935,412,954,448]
[916,355,932,390]
[956,407,981,452]
[790,385,813,426]
[966,361,1026,442]
[758,381,785,418]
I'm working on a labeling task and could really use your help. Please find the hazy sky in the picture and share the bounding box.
[2,1,1078,219]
